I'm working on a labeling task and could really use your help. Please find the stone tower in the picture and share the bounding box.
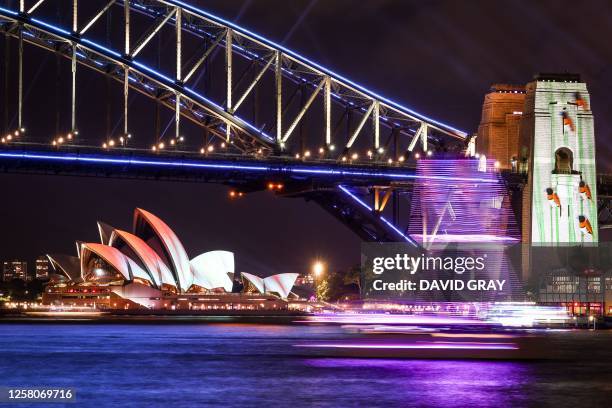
[477,84,526,169]
[519,73,598,244]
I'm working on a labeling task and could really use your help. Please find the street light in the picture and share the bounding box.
[312,261,325,277]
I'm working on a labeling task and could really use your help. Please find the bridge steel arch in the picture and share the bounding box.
[0,0,465,161]
[0,1,477,245]
[0,3,271,154]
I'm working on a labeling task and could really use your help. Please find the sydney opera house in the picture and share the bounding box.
[42,208,304,313]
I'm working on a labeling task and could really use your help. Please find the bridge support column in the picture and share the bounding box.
[123,0,129,138]
[72,0,78,33]
[71,0,78,136]
[123,68,128,137]
[324,76,331,147]
[17,24,23,131]
[275,51,282,146]
[225,28,232,142]
[3,34,8,134]
[373,101,380,149]
[71,43,77,134]
[175,7,181,142]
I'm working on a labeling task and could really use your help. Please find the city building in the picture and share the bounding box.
[296,274,314,286]
[35,256,50,280]
[43,208,304,313]
[2,260,28,281]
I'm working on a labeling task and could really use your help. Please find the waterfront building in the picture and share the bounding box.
[35,256,50,280]
[2,260,28,281]
[43,208,303,312]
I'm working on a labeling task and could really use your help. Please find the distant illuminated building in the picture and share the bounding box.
[296,274,314,286]
[2,260,28,281]
[35,256,50,280]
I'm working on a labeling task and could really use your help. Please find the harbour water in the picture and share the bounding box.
[0,323,611,407]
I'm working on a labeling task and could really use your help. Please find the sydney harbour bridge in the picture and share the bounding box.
[0,0,610,244]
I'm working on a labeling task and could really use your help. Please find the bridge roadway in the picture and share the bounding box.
[0,144,499,192]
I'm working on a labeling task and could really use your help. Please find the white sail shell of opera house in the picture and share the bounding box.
[242,272,299,299]
[133,208,192,292]
[263,273,299,299]
[190,251,234,292]
[47,254,82,282]
[108,229,176,289]
[80,243,151,284]
[241,272,265,294]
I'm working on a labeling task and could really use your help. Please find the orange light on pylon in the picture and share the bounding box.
[267,182,284,191]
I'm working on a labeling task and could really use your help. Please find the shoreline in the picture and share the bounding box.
[0,313,305,324]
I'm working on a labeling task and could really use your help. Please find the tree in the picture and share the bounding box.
[316,278,330,301]
[343,265,362,294]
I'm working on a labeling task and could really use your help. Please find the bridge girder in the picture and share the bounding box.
[0,1,473,244]
[0,0,466,161]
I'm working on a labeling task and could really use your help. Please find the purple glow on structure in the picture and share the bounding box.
[408,159,520,242]
[411,234,519,242]
[296,342,519,350]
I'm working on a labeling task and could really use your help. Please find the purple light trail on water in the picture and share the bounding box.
[308,313,491,326]
[296,342,519,350]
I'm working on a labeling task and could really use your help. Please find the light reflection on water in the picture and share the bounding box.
[0,324,610,407]
[304,358,531,407]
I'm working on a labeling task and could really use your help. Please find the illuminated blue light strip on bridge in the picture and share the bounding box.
[338,185,417,245]
[0,6,17,16]
[30,17,71,36]
[0,150,499,184]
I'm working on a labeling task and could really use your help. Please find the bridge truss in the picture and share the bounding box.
[0,0,466,158]
[0,0,474,244]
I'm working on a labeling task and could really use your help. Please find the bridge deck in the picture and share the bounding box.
[0,145,424,189]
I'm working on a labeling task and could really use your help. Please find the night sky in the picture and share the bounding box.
[1,0,611,275]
